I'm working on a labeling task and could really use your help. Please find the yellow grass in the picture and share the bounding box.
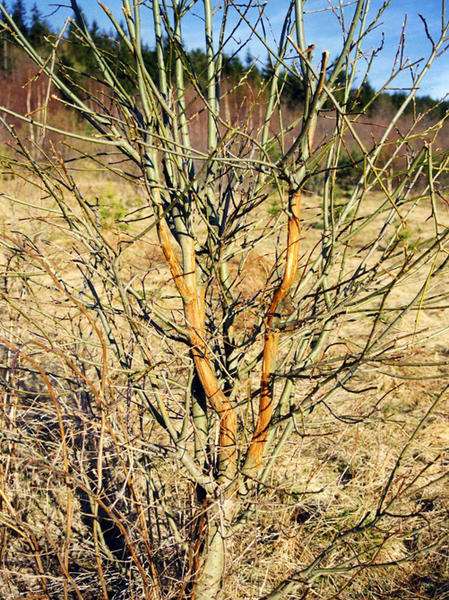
[0,173,448,599]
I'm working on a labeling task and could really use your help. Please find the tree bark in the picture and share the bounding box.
[192,495,235,600]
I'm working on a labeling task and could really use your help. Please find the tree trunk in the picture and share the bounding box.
[193,495,235,600]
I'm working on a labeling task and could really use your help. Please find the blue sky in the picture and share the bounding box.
[18,0,449,99]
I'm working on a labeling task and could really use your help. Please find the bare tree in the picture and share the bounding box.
[0,1,448,599]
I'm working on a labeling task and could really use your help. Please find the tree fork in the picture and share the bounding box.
[156,217,237,482]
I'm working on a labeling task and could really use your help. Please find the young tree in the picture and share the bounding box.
[0,1,448,599]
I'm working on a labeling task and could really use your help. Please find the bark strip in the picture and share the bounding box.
[157,218,237,481]
[244,191,301,476]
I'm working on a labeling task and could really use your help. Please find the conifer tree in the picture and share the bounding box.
[0,7,8,71]
[29,3,50,47]
[11,0,27,35]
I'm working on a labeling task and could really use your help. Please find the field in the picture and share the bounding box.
[0,170,448,599]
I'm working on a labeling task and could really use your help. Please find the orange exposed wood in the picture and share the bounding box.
[157,218,237,480]
[244,191,301,476]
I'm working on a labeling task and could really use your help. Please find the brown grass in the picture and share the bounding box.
[0,173,448,599]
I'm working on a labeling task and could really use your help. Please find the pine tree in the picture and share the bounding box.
[89,19,100,43]
[29,3,50,47]
[261,53,275,80]
[0,9,10,72]
[11,0,28,35]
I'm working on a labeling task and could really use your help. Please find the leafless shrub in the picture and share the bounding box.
[0,1,448,599]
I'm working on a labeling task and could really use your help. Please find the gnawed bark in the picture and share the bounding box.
[243,191,302,477]
[156,216,237,482]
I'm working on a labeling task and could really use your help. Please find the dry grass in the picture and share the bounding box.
[0,173,448,600]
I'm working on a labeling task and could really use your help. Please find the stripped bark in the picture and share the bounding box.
[156,217,237,481]
[244,191,302,476]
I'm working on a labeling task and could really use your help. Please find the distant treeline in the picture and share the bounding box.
[1,0,448,119]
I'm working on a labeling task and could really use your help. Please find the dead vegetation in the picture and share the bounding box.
[0,173,448,599]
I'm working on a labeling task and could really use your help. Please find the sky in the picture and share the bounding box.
[19,0,449,99]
